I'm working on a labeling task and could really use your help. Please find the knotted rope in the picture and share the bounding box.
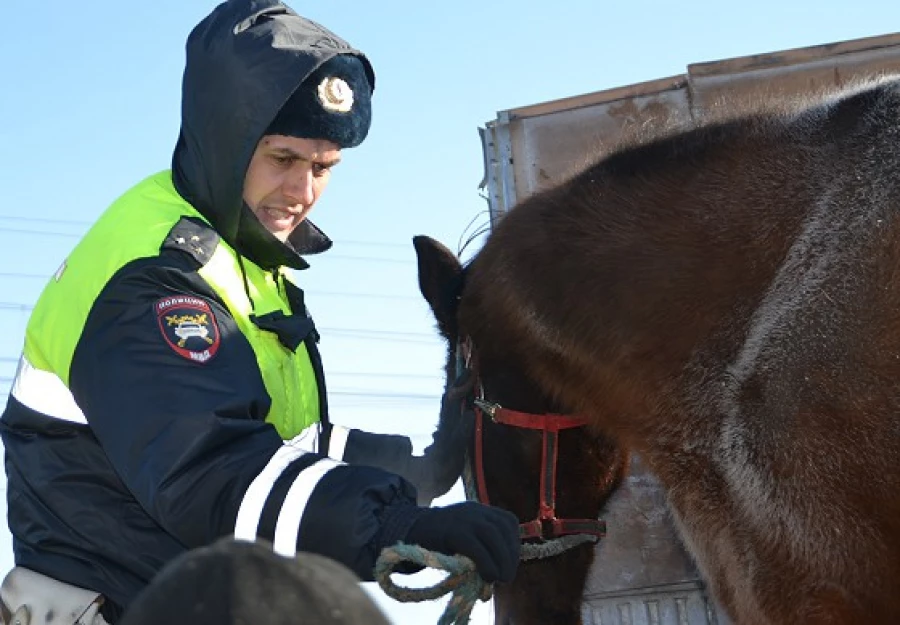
[375,543,492,625]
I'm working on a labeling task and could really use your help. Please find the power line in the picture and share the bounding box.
[0,379,438,403]
[0,218,414,250]
[315,254,410,265]
[308,290,419,302]
[330,390,439,401]
[0,215,90,227]
[323,328,437,344]
[0,227,84,239]
[0,303,31,312]
[0,273,422,302]
[0,227,412,265]
[329,371,441,381]
[0,301,439,343]
[0,227,414,265]
[0,357,442,382]
[0,273,49,279]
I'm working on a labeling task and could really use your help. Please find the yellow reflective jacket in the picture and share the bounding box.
[17,170,323,438]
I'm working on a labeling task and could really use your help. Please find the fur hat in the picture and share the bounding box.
[265,54,372,148]
[119,538,392,625]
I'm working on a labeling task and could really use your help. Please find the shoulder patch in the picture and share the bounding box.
[161,217,220,266]
[155,296,221,363]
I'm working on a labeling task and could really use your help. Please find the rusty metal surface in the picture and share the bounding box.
[506,85,691,202]
[687,31,900,78]
[481,30,900,224]
[688,43,900,114]
[504,75,688,121]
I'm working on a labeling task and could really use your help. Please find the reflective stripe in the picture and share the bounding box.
[233,445,307,541]
[286,423,350,459]
[286,423,320,453]
[272,458,341,556]
[10,355,87,424]
[327,425,351,460]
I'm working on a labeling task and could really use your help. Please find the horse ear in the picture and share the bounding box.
[413,235,464,341]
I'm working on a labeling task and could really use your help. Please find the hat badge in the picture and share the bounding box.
[317,76,354,113]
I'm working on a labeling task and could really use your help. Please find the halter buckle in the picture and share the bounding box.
[473,398,500,420]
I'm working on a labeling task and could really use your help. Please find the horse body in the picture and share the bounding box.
[453,79,900,624]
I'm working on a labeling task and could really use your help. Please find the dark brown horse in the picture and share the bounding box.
[415,238,628,625]
[417,76,900,625]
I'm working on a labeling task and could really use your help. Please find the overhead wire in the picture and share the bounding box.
[0,360,447,383]
[0,213,476,394]
[0,302,440,344]
[0,219,415,251]
[0,273,422,302]
[0,225,414,265]
[0,376,441,404]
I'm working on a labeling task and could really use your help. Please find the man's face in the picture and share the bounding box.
[243,135,342,242]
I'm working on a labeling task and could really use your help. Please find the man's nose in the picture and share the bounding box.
[283,166,315,206]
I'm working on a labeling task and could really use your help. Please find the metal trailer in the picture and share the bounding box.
[476,32,900,625]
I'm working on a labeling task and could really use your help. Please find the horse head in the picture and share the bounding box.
[414,234,628,625]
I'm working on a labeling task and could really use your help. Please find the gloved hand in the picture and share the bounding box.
[404,502,520,583]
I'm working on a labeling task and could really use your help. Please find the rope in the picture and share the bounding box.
[374,534,598,623]
[519,533,599,560]
[375,543,493,625]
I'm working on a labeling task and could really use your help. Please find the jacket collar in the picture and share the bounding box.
[236,204,332,271]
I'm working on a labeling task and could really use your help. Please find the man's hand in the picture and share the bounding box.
[403,501,520,583]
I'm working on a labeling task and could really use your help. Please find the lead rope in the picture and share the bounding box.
[375,534,598,625]
[375,543,492,625]
[520,533,599,560]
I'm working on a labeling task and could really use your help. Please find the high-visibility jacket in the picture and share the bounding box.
[0,171,419,619]
[17,171,322,439]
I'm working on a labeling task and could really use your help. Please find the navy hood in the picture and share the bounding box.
[172,0,375,270]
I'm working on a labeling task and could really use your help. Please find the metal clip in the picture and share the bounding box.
[473,398,500,420]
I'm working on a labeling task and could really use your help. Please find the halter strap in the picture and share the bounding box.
[472,399,607,542]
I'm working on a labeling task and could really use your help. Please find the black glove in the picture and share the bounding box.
[404,502,520,583]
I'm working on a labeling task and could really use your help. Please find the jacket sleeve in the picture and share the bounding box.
[68,257,420,580]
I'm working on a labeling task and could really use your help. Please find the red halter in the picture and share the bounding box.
[459,339,607,542]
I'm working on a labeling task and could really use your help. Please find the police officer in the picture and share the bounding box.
[0,2,519,622]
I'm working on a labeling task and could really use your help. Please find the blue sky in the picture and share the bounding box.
[2,1,900,623]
